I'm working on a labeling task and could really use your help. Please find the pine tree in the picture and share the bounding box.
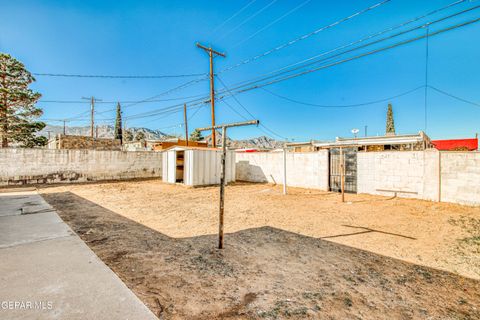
[0,53,45,147]
[386,103,395,136]
[189,129,203,142]
[114,102,123,143]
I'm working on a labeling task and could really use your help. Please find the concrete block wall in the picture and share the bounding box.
[440,152,480,205]
[0,148,162,186]
[236,151,329,190]
[357,151,427,199]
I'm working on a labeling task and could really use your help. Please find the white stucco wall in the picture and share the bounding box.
[235,150,329,190]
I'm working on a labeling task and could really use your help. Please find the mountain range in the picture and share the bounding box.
[39,125,284,149]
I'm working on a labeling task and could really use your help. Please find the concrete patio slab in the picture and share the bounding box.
[0,192,53,217]
[0,191,157,320]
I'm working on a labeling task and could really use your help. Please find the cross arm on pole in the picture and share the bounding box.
[195,43,226,57]
[195,120,259,132]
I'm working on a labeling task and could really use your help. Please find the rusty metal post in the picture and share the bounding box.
[340,147,345,202]
[196,119,259,249]
[218,126,227,249]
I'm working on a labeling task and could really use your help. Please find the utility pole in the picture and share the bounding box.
[364,125,368,137]
[82,96,101,138]
[340,147,345,203]
[63,120,67,135]
[196,119,259,249]
[196,42,226,148]
[183,104,189,146]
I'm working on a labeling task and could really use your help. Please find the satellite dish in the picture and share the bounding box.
[351,128,359,138]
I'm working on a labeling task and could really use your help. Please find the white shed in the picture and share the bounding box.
[162,146,236,186]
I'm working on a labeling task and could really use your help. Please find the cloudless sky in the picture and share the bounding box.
[1,0,479,141]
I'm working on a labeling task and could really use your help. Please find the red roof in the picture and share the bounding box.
[431,138,478,151]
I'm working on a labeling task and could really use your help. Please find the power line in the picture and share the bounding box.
[216,16,480,99]
[211,0,258,35]
[215,0,279,42]
[217,76,288,140]
[232,0,312,48]
[428,85,480,107]
[260,85,425,108]
[232,0,469,87]
[217,4,479,97]
[218,0,391,74]
[32,72,206,79]
[39,93,208,104]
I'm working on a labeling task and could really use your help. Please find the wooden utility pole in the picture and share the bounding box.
[196,43,226,148]
[82,96,101,138]
[196,119,259,249]
[62,120,67,135]
[183,104,189,146]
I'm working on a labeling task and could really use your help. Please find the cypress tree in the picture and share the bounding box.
[386,103,395,136]
[114,102,123,143]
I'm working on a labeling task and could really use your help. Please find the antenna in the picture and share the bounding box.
[351,128,359,138]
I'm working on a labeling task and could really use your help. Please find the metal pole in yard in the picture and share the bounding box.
[340,147,345,203]
[218,126,227,249]
[196,119,259,249]
[283,147,287,195]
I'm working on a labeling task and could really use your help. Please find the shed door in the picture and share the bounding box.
[329,148,357,193]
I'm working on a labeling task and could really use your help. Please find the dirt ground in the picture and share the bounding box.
[39,180,480,319]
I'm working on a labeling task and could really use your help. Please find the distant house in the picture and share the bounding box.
[287,131,432,152]
[432,137,478,151]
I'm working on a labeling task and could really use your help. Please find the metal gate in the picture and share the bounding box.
[329,148,357,193]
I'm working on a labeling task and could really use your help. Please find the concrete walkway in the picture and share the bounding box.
[0,190,157,320]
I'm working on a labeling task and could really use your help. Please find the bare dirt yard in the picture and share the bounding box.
[39,180,480,319]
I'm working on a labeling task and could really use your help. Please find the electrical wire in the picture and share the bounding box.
[260,85,425,108]
[215,0,279,42]
[232,0,313,48]
[215,17,480,99]
[217,76,289,140]
[428,85,480,107]
[218,0,391,74]
[229,0,470,87]
[217,4,479,97]
[211,0,258,35]
[32,72,206,79]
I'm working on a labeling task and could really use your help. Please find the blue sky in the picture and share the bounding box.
[1,0,479,141]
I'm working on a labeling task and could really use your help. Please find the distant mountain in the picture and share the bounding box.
[39,125,170,140]
[204,131,285,149]
[39,125,284,149]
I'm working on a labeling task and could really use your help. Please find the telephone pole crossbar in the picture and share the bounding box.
[196,119,259,249]
[196,42,226,148]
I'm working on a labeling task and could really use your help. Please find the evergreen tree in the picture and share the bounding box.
[189,129,203,142]
[0,53,45,147]
[135,131,145,141]
[114,102,123,143]
[386,103,395,136]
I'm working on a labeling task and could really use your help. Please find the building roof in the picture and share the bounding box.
[313,132,429,148]
[432,138,478,151]
[162,145,222,152]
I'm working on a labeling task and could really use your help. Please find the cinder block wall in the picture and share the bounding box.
[440,152,480,205]
[357,151,427,199]
[0,148,162,186]
[236,151,329,190]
